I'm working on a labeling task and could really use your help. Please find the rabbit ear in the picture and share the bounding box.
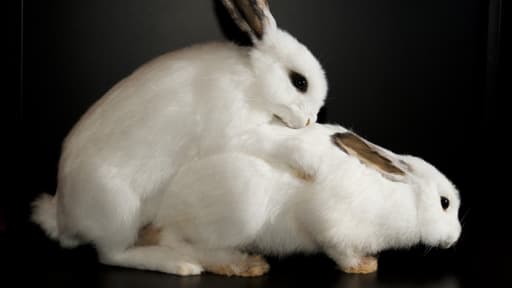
[331,132,408,182]
[221,0,277,42]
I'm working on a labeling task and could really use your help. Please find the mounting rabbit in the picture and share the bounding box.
[31,0,327,264]
[123,123,461,276]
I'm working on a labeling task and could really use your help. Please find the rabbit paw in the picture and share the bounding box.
[341,256,378,274]
[206,255,270,277]
[174,262,204,276]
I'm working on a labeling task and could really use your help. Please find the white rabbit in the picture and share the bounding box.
[31,0,327,265]
[112,123,460,276]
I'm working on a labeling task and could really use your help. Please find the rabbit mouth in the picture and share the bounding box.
[273,114,292,127]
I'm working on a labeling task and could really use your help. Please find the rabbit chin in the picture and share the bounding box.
[419,223,462,249]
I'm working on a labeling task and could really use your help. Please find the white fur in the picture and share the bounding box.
[32,119,461,275]
[147,123,461,274]
[31,0,327,264]
[32,194,58,240]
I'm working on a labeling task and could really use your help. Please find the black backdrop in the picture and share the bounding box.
[10,0,506,286]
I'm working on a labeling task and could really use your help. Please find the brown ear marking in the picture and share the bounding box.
[331,132,405,176]
[398,159,413,172]
[224,0,269,39]
[135,224,162,246]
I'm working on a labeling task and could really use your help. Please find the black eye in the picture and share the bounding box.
[441,196,450,210]
[289,71,308,93]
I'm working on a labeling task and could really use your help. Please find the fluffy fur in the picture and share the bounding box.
[31,0,327,265]
[34,120,461,276]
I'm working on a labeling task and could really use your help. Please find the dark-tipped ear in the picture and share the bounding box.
[331,132,407,182]
[214,0,252,46]
[220,0,276,43]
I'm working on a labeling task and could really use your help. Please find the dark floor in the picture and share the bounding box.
[1,219,507,288]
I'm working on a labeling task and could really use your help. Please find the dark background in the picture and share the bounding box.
[6,0,506,287]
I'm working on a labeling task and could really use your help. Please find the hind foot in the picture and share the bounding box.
[341,256,378,274]
[205,254,269,277]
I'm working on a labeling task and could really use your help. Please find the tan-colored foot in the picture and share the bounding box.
[206,255,270,277]
[341,256,378,274]
[174,262,203,276]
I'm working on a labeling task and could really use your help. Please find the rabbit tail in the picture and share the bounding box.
[31,193,80,248]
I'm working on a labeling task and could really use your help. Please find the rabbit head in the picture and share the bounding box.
[222,0,328,128]
[401,155,462,249]
[331,132,461,249]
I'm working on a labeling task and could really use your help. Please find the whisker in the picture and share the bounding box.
[461,208,471,227]
[423,246,433,256]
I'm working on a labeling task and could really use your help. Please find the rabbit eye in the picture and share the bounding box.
[441,196,450,210]
[289,71,308,93]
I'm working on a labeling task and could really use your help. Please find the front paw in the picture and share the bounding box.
[341,256,378,274]
[174,262,204,276]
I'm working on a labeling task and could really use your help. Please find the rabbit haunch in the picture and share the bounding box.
[127,123,461,276]
[31,0,327,267]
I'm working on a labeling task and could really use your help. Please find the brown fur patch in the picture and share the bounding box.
[294,168,315,182]
[135,224,162,246]
[342,256,378,274]
[332,132,405,176]
[205,255,270,277]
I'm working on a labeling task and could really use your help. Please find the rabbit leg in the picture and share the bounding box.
[155,229,268,277]
[137,227,268,277]
[198,249,270,277]
[99,246,204,276]
[326,248,378,274]
[56,165,145,252]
